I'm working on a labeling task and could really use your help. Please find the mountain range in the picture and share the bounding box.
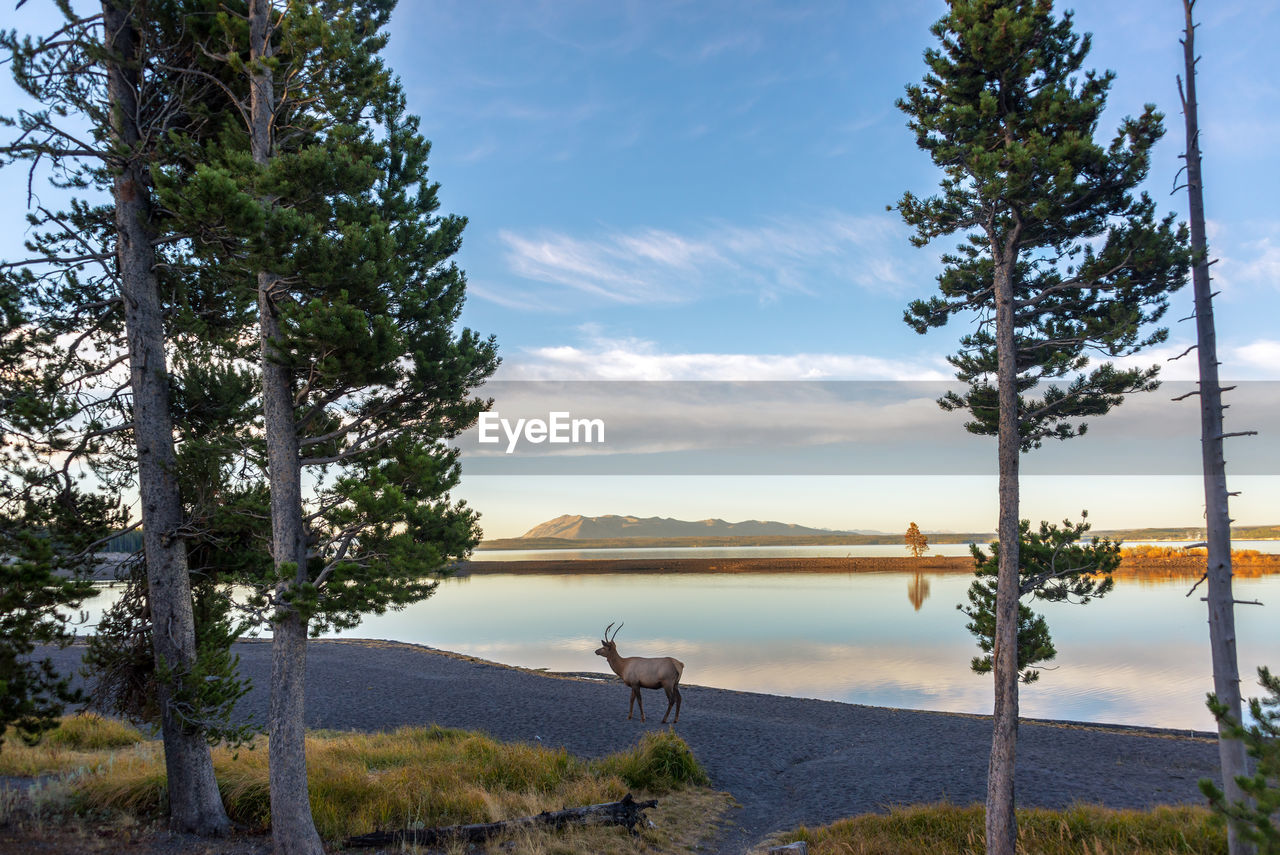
[521,514,877,540]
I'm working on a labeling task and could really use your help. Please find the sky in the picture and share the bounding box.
[3,0,1278,539]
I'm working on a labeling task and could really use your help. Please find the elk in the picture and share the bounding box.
[594,622,684,724]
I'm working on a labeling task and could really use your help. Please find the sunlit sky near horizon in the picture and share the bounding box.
[3,1,1277,539]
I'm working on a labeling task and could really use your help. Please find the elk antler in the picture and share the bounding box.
[608,622,623,642]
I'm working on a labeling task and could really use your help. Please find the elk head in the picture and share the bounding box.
[595,621,623,658]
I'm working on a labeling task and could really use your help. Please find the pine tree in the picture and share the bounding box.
[0,313,110,746]
[1204,667,1280,853]
[1,1,254,831]
[156,3,499,850]
[961,515,1117,684]
[895,3,1189,851]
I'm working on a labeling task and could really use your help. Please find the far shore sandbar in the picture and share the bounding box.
[458,553,1280,576]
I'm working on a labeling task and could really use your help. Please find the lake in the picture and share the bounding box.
[319,569,1277,732]
[75,554,1279,732]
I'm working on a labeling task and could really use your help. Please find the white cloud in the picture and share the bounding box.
[1234,237,1280,290]
[499,332,952,381]
[1233,339,1280,376]
[483,211,934,308]
[1099,337,1280,381]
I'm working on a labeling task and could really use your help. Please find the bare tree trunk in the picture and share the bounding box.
[101,1,230,836]
[1180,4,1253,853]
[986,248,1021,855]
[248,3,324,853]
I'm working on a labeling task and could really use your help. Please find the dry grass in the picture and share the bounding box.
[763,802,1225,855]
[0,714,726,854]
[0,713,148,777]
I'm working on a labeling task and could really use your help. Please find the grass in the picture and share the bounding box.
[0,714,726,853]
[592,729,711,793]
[767,802,1226,855]
[0,713,146,777]
[3,716,1231,855]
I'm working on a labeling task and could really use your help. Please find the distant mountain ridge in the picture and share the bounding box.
[493,515,1280,550]
[521,514,874,540]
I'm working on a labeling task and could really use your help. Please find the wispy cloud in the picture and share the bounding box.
[499,331,952,381]
[1232,236,1280,290]
[485,212,931,307]
[693,31,762,62]
[1063,337,1280,381]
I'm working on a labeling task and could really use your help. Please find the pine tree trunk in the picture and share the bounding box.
[987,248,1021,855]
[102,1,230,836]
[249,3,324,852]
[1180,5,1252,853]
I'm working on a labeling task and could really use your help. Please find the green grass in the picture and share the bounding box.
[593,728,710,793]
[773,802,1226,855]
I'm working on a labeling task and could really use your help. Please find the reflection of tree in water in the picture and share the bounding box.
[907,571,931,611]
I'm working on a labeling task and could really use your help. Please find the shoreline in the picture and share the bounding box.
[252,637,1222,741]
[80,552,1280,582]
[37,637,1227,854]
[458,553,1280,576]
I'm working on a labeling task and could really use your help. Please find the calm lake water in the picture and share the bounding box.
[76,543,1280,732]
[319,570,1278,731]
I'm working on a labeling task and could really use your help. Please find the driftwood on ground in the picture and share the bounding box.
[343,792,659,848]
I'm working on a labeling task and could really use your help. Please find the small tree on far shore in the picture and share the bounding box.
[905,522,929,558]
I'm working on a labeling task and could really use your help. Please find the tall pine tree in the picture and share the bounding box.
[2,0,260,830]
[156,3,498,850]
[896,3,1188,852]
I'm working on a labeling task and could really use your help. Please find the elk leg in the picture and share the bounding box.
[627,688,635,720]
[662,685,681,724]
[632,687,646,722]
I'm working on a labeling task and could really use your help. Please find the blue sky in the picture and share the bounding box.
[4,0,1278,538]
[382,0,1279,537]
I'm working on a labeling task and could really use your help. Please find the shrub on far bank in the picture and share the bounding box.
[1121,545,1270,563]
[779,802,1225,855]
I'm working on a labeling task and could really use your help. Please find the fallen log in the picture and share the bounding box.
[343,792,659,848]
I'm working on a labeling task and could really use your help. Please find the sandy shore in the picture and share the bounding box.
[42,638,1224,855]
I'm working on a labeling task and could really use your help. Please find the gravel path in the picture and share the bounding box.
[49,638,1222,854]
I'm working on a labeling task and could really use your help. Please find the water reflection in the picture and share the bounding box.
[330,571,1280,730]
[75,570,1280,731]
[907,571,931,610]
